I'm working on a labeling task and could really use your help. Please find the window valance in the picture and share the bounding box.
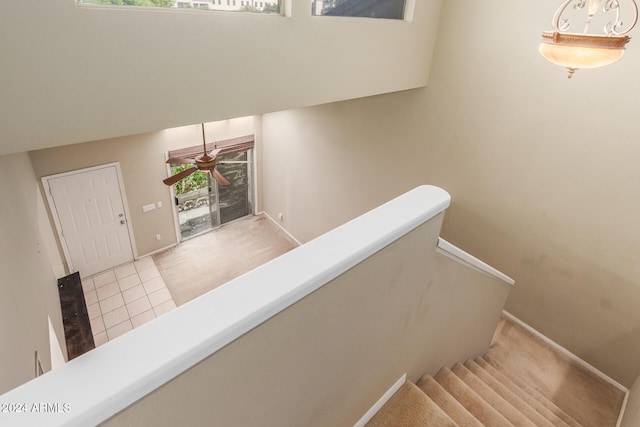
[168,134,254,164]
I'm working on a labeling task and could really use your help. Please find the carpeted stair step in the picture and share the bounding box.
[365,315,624,426]
[488,316,624,427]
[478,356,581,427]
[464,359,565,427]
[451,362,536,427]
[434,367,514,427]
[365,381,457,426]
[417,375,484,427]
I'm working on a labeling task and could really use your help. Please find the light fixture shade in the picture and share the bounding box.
[539,32,630,77]
[540,0,638,78]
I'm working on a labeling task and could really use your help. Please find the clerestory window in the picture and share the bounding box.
[78,0,281,14]
[311,0,406,19]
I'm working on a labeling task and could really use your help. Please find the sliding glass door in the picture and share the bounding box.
[174,167,218,239]
[173,149,253,241]
[217,150,253,224]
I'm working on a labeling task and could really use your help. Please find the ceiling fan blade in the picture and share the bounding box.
[212,168,231,186]
[163,167,197,186]
[207,148,221,158]
[166,157,196,165]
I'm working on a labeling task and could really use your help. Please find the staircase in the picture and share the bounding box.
[366,315,627,427]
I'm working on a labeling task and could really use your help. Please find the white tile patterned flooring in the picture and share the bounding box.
[81,257,177,347]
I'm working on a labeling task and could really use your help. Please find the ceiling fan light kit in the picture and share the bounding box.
[540,0,637,78]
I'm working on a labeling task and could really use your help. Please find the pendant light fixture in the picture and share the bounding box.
[540,0,638,78]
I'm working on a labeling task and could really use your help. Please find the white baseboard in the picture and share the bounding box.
[258,211,302,246]
[437,238,515,286]
[502,310,629,427]
[353,374,407,427]
[136,243,178,259]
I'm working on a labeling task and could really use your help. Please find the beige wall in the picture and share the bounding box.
[0,0,442,154]
[0,0,442,397]
[261,92,430,243]
[0,152,64,394]
[103,215,511,426]
[426,0,640,388]
[261,1,640,387]
[6,0,639,403]
[30,117,261,260]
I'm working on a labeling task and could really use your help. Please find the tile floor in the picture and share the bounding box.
[81,257,177,347]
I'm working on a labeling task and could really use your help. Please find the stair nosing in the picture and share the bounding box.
[464,359,561,427]
[481,355,582,427]
[452,362,539,427]
[417,374,485,427]
[435,367,515,427]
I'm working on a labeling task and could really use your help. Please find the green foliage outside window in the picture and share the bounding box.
[262,4,279,13]
[85,0,175,6]
[240,4,278,13]
[173,165,208,195]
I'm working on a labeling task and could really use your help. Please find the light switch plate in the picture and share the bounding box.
[142,204,156,212]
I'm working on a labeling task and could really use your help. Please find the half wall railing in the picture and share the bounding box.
[0,185,513,427]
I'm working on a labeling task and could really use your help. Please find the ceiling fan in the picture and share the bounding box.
[163,124,246,187]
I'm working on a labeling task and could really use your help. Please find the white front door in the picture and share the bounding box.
[45,164,134,278]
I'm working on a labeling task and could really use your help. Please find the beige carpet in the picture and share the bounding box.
[368,315,625,426]
[152,215,299,306]
[367,382,457,427]
[487,316,626,427]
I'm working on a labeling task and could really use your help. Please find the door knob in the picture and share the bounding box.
[120,220,126,224]
[118,213,124,217]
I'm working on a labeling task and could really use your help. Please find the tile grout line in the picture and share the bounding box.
[81,257,177,348]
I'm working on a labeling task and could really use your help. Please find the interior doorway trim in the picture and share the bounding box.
[42,162,138,276]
